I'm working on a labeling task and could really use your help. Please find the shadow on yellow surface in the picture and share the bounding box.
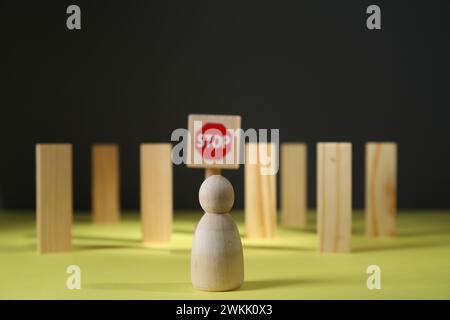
[1,210,450,299]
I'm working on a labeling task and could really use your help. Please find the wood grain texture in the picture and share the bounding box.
[191,213,244,291]
[36,144,72,253]
[92,144,120,224]
[140,143,173,243]
[365,142,397,237]
[244,143,277,239]
[281,143,307,228]
[317,143,352,253]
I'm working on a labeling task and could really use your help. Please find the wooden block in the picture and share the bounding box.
[92,144,120,224]
[365,142,397,237]
[140,143,173,243]
[317,143,352,253]
[281,143,307,228]
[244,143,277,239]
[187,114,241,170]
[36,144,72,253]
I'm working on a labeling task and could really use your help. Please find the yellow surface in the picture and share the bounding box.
[1,210,450,299]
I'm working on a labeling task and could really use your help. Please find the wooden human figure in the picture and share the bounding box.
[191,175,244,291]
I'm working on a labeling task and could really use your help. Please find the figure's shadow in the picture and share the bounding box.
[353,238,450,252]
[397,229,450,237]
[89,282,192,293]
[72,235,140,244]
[240,278,319,291]
[73,244,134,251]
[89,278,319,293]
[243,244,313,252]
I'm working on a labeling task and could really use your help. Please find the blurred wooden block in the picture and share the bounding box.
[245,142,277,239]
[140,143,173,243]
[36,144,72,253]
[92,144,120,224]
[281,143,307,228]
[317,143,352,253]
[365,142,397,237]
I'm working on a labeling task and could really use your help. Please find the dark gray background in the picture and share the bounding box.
[1,0,449,211]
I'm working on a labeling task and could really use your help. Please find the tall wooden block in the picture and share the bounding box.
[365,142,397,237]
[92,144,120,224]
[36,144,72,253]
[140,143,173,243]
[317,143,352,253]
[281,143,307,228]
[245,143,277,239]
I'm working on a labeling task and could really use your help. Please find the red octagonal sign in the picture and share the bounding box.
[195,123,233,160]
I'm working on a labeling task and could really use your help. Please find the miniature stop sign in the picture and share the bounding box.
[195,123,232,160]
[187,114,241,169]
